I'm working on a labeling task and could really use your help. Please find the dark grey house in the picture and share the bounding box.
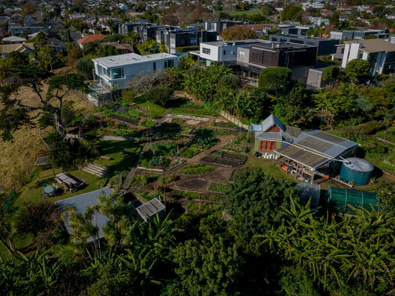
[269,34,339,56]
[155,28,217,54]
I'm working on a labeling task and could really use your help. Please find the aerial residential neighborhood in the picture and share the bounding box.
[0,0,394,295]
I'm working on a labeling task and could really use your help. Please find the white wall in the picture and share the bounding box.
[94,57,178,90]
[200,43,219,61]
[341,42,362,68]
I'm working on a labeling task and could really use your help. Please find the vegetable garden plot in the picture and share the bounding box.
[201,151,247,167]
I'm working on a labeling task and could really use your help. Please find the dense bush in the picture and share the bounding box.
[144,86,172,107]
[339,121,385,140]
[218,74,241,91]
[158,174,176,185]
[258,67,292,94]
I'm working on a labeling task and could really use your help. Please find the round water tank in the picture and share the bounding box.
[340,158,374,186]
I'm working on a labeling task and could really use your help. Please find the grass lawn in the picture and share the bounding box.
[227,9,261,16]
[94,140,143,176]
[244,157,298,182]
[169,106,218,117]
[16,168,102,206]
[137,101,166,119]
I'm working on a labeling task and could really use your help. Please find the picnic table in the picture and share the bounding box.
[43,184,55,196]
[56,173,83,191]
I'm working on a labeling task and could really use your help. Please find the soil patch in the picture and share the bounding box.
[185,120,200,125]
[176,178,208,191]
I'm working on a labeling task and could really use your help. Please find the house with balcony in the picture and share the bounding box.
[341,39,395,76]
[154,28,217,54]
[92,52,179,91]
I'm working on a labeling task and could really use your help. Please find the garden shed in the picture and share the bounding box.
[326,186,379,215]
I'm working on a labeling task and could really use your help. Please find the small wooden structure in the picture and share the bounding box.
[136,198,166,222]
[55,173,84,191]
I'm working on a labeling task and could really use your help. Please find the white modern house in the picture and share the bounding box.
[191,39,263,66]
[341,39,395,76]
[92,52,179,90]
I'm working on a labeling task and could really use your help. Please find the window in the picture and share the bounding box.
[341,48,344,54]
[223,50,226,55]
[111,68,124,79]
[164,60,174,68]
[153,62,156,71]
[202,47,210,54]
[259,141,276,151]
[190,37,197,46]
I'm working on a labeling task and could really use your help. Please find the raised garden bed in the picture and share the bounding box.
[110,114,139,126]
[201,151,247,167]
[180,164,215,175]
[179,147,200,158]
[139,151,171,169]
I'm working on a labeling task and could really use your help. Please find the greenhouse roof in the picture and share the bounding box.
[326,186,379,215]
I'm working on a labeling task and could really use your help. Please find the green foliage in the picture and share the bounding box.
[130,174,159,186]
[345,59,370,83]
[275,82,314,128]
[322,65,340,83]
[140,120,156,128]
[182,63,232,102]
[76,57,94,79]
[223,168,298,254]
[144,86,172,107]
[208,183,230,193]
[258,67,292,95]
[168,234,243,295]
[180,164,215,175]
[218,74,241,91]
[221,25,257,40]
[158,174,176,185]
[149,142,178,157]
[179,147,200,158]
[281,4,303,22]
[261,202,395,293]
[339,121,385,140]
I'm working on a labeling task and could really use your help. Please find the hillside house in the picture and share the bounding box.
[92,52,179,90]
[77,34,106,49]
[341,39,395,76]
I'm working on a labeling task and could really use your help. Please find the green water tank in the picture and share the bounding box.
[340,158,374,186]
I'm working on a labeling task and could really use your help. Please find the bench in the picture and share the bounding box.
[100,156,112,160]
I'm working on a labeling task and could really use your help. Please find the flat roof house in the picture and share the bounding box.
[341,39,395,76]
[55,187,113,243]
[92,52,179,90]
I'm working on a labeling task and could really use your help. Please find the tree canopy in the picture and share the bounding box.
[258,67,292,95]
[221,25,257,41]
[0,54,87,141]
